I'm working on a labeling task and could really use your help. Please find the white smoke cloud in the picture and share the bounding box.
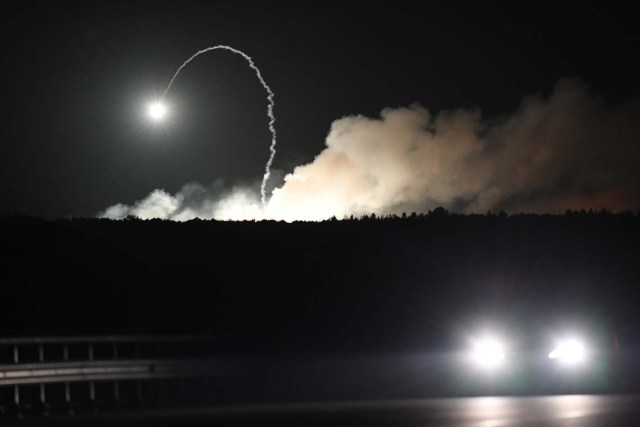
[100,79,640,221]
[100,181,267,221]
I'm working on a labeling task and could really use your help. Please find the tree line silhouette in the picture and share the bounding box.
[1,209,639,354]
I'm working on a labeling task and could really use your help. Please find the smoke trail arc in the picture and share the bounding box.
[161,45,277,207]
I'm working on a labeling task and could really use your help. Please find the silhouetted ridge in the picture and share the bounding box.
[1,211,639,353]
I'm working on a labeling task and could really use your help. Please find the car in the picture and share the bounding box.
[459,328,617,395]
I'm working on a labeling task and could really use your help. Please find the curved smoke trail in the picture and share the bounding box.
[161,45,277,206]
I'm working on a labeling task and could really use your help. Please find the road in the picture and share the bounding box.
[7,395,640,426]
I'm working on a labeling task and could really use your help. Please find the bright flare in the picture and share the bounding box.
[472,338,506,368]
[148,102,167,121]
[548,340,585,363]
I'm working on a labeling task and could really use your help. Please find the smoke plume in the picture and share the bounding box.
[101,79,640,221]
[161,45,277,206]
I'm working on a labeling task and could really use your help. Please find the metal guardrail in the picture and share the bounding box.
[0,335,223,416]
[0,358,222,385]
[0,334,210,345]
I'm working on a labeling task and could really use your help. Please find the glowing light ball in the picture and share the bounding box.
[148,102,167,121]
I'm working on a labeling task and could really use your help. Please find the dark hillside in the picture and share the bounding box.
[1,212,639,353]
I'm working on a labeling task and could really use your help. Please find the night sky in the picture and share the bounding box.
[1,1,639,219]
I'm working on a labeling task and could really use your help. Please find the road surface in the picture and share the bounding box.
[7,395,640,426]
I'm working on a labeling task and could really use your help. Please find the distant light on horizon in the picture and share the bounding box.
[148,102,167,121]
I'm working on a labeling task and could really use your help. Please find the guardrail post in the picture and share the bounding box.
[113,342,120,407]
[14,384,20,407]
[61,343,73,414]
[65,382,73,414]
[87,341,96,410]
[38,343,48,414]
[89,381,96,411]
[40,383,48,415]
[13,344,19,364]
[135,341,143,404]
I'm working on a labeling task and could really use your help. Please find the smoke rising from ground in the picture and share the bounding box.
[101,79,640,221]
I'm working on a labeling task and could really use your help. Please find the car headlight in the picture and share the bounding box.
[471,337,506,368]
[548,339,585,364]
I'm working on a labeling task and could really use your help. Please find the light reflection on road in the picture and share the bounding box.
[38,394,640,426]
[456,395,621,426]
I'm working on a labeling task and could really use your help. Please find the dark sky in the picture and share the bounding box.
[1,1,638,218]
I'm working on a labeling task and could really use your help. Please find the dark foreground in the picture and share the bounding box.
[7,395,640,426]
